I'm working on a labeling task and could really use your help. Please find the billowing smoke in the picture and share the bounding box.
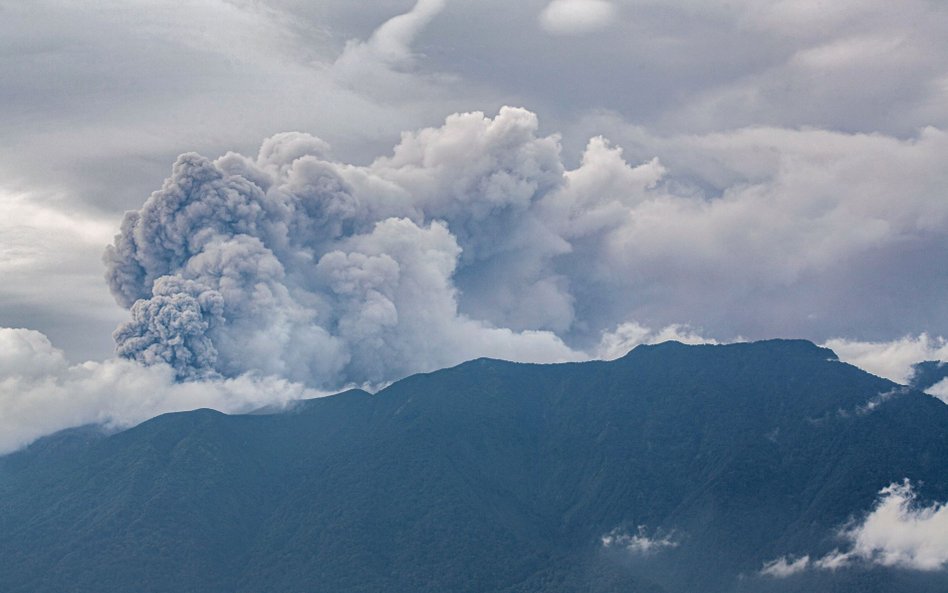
[105,108,598,389]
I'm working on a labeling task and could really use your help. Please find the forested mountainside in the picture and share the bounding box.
[2,340,946,593]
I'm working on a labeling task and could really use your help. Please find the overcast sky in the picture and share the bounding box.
[2,0,948,449]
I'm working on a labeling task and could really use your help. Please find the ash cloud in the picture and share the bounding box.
[105,109,583,389]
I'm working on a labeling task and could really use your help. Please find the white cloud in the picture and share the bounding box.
[601,526,678,554]
[332,0,450,95]
[596,322,719,360]
[762,480,948,576]
[578,121,948,343]
[760,555,811,578]
[0,327,325,455]
[824,335,948,385]
[851,388,905,415]
[539,0,617,35]
[928,378,948,401]
[836,480,948,570]
[359,0,446,65]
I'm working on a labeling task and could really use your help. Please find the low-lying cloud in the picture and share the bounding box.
[761,480,948,577]
[760,554,811,578]
[0,327,320,455]
[824,480,948,571]
[601,526,679,554]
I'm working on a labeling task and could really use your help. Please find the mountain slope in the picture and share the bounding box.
[1,340,946,593]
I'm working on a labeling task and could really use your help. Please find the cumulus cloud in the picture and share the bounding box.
[0,327,321,455]
[761,480,948,577]
[826,480,948,571]
[601,526,678,554]
[539,0,617,35]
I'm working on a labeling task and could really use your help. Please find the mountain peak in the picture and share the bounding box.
[624,338,839,361]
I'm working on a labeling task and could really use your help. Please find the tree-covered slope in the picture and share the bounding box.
[1,340,946,593]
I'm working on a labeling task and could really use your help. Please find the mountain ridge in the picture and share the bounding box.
[1,339,946,593]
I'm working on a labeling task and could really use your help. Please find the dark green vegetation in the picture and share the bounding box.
[1,340,947,592]
[910,360,948,392]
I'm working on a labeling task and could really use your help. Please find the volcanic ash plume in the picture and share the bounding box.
[104,108,663,388]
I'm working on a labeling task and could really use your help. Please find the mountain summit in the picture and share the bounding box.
[1,340,946,593]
